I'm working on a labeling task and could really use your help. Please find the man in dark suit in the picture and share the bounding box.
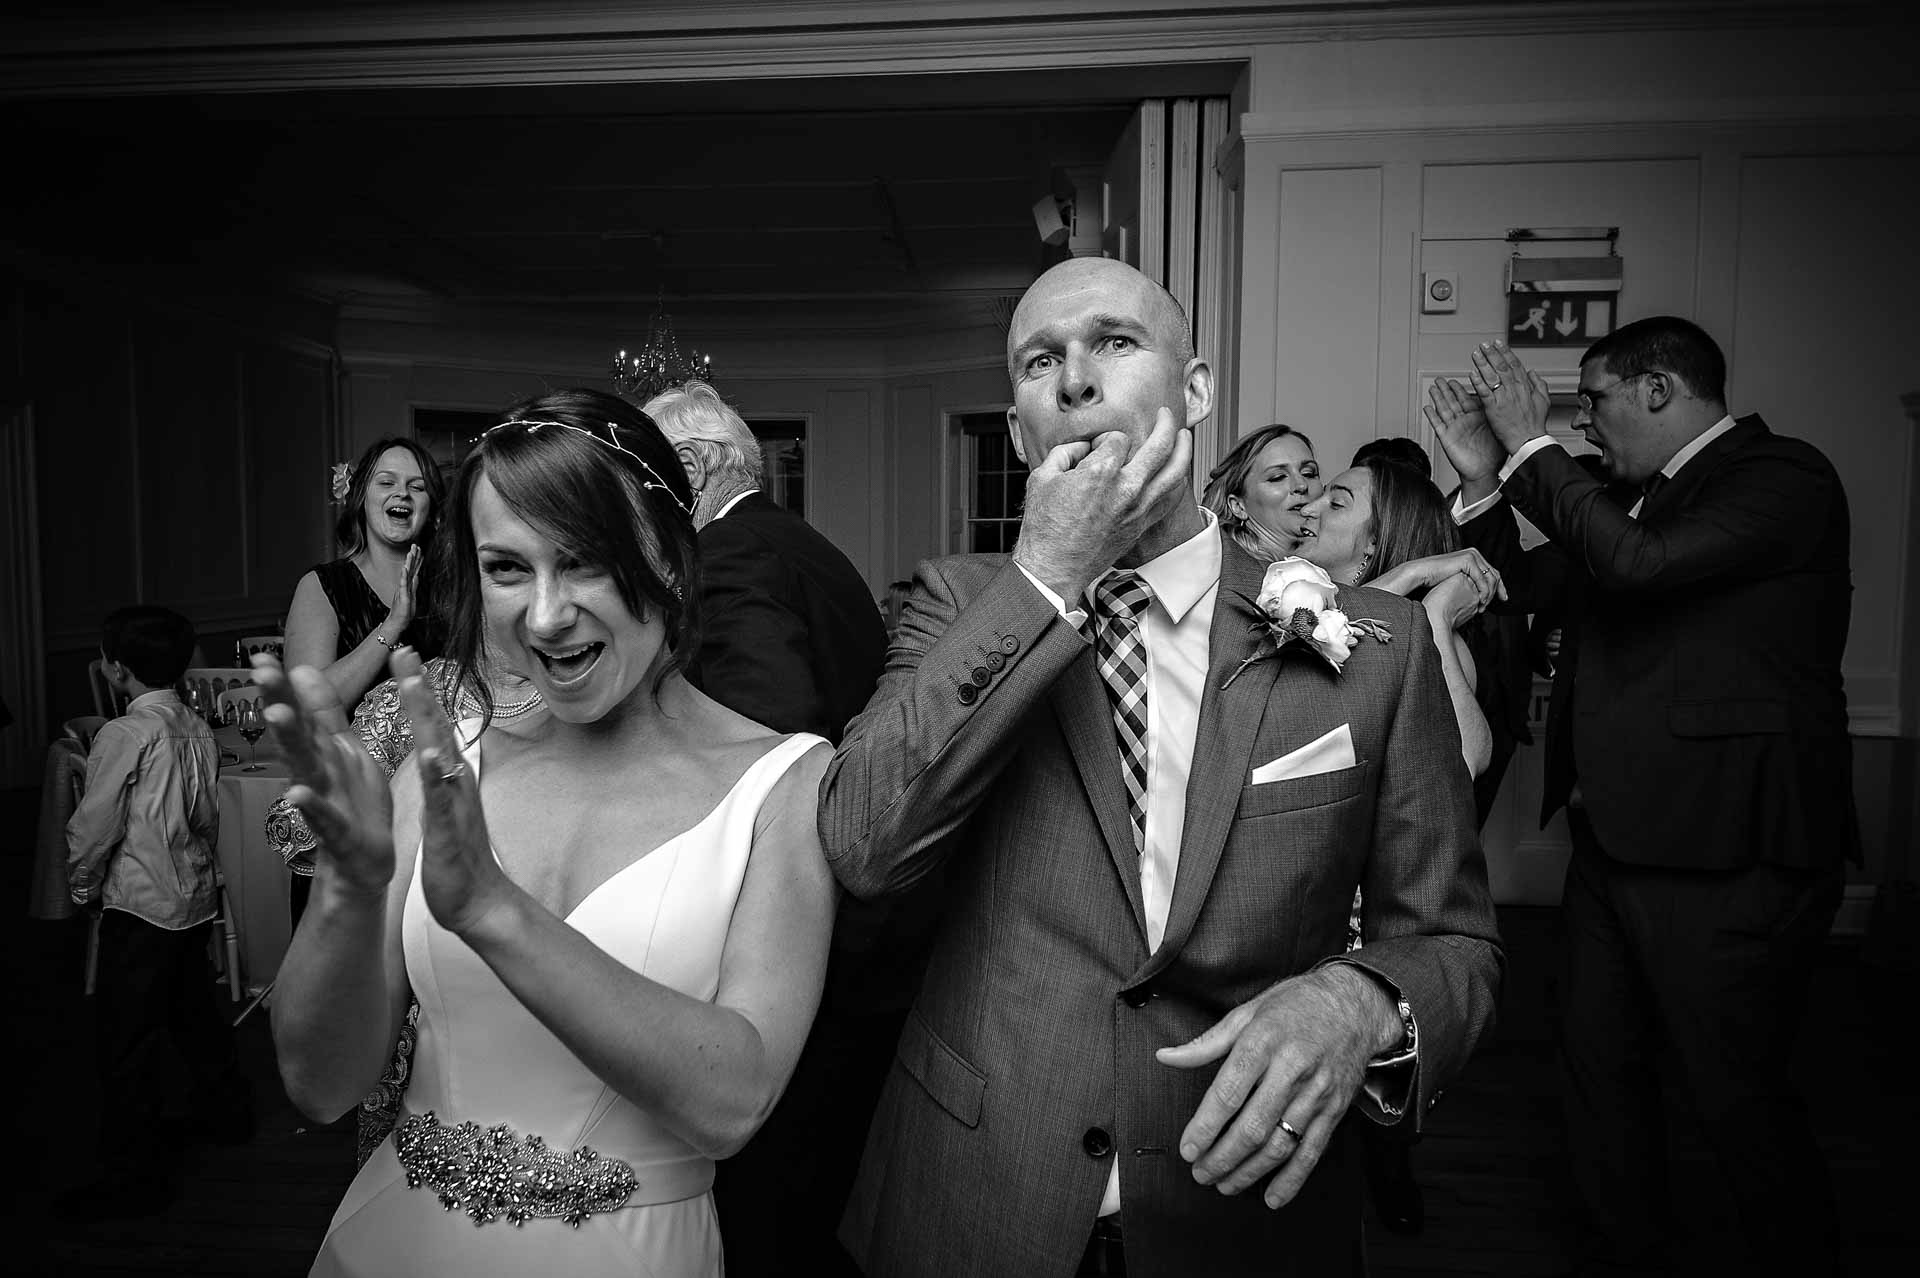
[1425,319,1854,1275]
[821,257,1503,1277]
[645,380,892,1275]
[646,380,887,742]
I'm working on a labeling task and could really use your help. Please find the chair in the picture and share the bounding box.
[87,658,128,720]
[61,715,107,752]
[211,868,242,1003]
[236,634,284,664]
[215,686,263,722]
[181,667,252,720]
[31,737,88,922]
[74,768,103,996]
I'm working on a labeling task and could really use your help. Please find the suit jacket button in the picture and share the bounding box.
[971,666,991,687]
[957,683,978,705]
[1121,985,1151,1009]
[1083,1127,1113,1158]
[985,651,1005,671]
[999,635,1019,655]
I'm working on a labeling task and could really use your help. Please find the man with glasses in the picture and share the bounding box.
[1425,317,1854,1276]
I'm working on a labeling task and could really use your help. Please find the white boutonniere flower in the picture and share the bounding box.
[1222,558,1393,688]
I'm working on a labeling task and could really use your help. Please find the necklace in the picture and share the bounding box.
[455,686,543,722]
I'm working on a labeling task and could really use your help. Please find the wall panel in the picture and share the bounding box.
[821,388,874,581]
[889,382,936,585]
[1271,166,1383,464]
[247,346,334,623]
[1731,152,1920,734]
[137,319,245,609]
[1417,157,1701,374]
[32,301,137,644]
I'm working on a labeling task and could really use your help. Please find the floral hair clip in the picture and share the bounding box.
[487,418,693,517]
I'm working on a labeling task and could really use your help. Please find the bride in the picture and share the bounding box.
[259,389,837,1277]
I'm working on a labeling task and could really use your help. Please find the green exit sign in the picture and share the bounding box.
[1507,291,1616,346]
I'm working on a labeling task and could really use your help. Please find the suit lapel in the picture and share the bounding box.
[1135,537,1276,982]
[1053,652,1151,945]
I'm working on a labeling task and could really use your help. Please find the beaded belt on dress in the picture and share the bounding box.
[393,1110,638,1227]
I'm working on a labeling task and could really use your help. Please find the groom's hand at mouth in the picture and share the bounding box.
[1010,405,1194,604]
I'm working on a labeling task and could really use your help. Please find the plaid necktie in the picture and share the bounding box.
[1093,570,1155,856]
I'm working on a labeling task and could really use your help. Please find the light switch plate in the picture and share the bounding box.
[1422,271,1459,314]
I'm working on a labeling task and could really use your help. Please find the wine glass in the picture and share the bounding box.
[236,700,267,773]
[185,682,208,725]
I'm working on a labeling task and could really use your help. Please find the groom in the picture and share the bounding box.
[820,257,1502,1277]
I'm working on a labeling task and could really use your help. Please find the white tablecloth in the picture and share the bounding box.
[212,724,292,993]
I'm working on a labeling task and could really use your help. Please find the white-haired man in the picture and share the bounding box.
[644,381,887,742]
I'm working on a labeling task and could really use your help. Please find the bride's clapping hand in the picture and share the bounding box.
[394,647,511,937]
[252,653,395,896]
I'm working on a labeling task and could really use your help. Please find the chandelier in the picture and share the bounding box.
[610,298,714,404]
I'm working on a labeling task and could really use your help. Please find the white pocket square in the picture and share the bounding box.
[1250,724,1357,785]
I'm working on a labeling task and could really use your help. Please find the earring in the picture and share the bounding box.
[1352,553,1371,585]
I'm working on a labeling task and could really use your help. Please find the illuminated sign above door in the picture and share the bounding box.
[1506,291,1615,346]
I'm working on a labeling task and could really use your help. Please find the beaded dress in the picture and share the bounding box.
[310,728,825,1277]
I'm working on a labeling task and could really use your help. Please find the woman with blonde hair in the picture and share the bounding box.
[1200,422,1322,562]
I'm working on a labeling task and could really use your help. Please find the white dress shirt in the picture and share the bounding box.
[66,689,221,930]
[1018,509,1222,1215]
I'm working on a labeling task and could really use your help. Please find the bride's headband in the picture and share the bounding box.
[485,418,693,517]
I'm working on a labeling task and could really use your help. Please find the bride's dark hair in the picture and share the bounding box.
[437,388,701,726]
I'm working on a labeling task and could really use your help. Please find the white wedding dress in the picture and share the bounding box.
[311,729,826,1278]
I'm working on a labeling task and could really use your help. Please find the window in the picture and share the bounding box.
[744,418,806,516]
[412,408,497,479]
[955,410,1021,554]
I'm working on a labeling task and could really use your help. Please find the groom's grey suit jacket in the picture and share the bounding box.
[820,532,1502,1278]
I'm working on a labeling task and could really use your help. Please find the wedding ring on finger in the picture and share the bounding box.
[1488,378,1503,390]
[1277,1119,1302,1144]
[434,754,468,785]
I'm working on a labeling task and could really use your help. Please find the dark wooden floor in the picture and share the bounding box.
[6,784,1915,1276]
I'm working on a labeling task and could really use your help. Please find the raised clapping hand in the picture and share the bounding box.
[388,544,423,633]
[1421,376,1505,487]
[1156,964,1399,1210]
[1466,341,1552,453]
[253,653,395,898]
[1011,406,1194,603]
[392,647,516,938]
